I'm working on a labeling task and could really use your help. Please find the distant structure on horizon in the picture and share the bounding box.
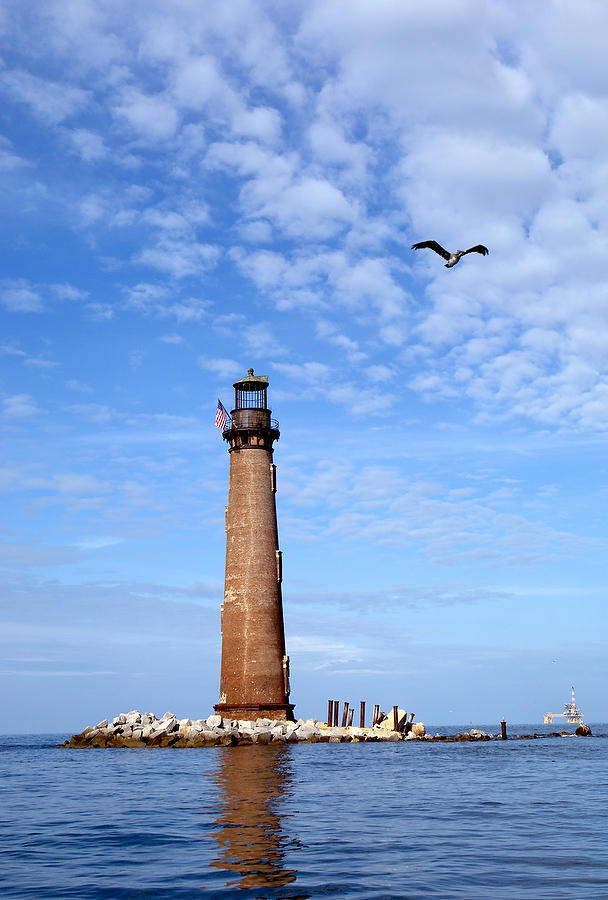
[214,368,294,721]
[544,686,583,724]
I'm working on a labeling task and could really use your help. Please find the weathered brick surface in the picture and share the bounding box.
[216,438,292,720]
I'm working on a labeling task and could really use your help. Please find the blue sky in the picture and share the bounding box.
[1,0,607,732]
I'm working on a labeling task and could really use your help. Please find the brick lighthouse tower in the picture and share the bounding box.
[214,368,294,721]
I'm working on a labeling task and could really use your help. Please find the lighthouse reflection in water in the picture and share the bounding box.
[208,744,304,894]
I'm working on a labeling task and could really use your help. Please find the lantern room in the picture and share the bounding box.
[234,368,268,410]
[225,368,279,442]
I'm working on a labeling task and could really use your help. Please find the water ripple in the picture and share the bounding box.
[1,731,608,898]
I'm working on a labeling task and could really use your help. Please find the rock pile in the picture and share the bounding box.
[58,712,589,748]
[59,710,432,748]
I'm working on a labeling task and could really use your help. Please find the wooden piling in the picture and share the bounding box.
[333,701,339,727]
[348,707,354,727]
[360,701,365,728]
[392,705,399,731]
[373,704,380,726]
[327,700,333,727]
[501,718,507,740]
[341,702,349,728]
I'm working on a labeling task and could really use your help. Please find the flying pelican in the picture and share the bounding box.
[412,240,489,268]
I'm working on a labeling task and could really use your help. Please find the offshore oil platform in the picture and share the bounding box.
[544,686,583,725]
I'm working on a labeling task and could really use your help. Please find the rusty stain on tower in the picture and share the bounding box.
[214,368,294,721]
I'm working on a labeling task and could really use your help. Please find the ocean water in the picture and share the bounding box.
[2,726,608,899]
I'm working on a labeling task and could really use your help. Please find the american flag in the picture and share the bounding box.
[215,399,228,430]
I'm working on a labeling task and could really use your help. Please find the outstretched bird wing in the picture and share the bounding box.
[463,244,489,256]
[411,240,451,261]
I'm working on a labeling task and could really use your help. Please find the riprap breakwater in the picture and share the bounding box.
[58,709,591,748]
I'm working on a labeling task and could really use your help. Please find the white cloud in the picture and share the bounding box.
[52,283,89,302]
[0,279,43,312]
[297,1,541,141]
[272,360,392,415]
[243,322,286,358]
[308,119,371,184]
[113,88,180,141]
[2,0,606,435]
[326,381,393,416]
[0,134,28,170]
[231,106,282,144]
[401,133,553,236]
[281,458,593,566]
[53,473,111,495]
[66,380,93,392]
[170,55,239,116]
[2,394,40,418]
[131,413,197,428]
[1,344,27,358]
[288,634,364,668]
[41,0,125,70]
[76,192,129,228]
[1,69,90,125]
[140,209,190,234]
[364,364,394,383]
[232,247,408,329]
[123,282,169,310]
[68,403,118,423]
[292,583,510,612]
[206,139,291,179]
[68,128,108,161]
[167,299,211,322]
[273,361,333,382]
[331,256,409,320]
[24,356,58,370]
[137,239,219,278]
[198,357,242,379]
[230,247,290,292]
[130,350,144,371]
[124,283,211,320]
[238,219,273,243]
[314,320,366,363]
[257,176,356,239]
[1,342,56,369]
[85,302,115,321]
[75,536,123,550]
[207,139,357,239]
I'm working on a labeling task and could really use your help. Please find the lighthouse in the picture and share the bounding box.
[214,368,294,721]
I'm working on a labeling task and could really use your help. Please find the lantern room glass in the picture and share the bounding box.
[235,386,267,409]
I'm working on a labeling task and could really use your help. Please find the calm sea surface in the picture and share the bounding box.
[2,726,607,899]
